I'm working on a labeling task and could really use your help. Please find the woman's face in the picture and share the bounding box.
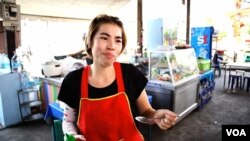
[91,23,123,66]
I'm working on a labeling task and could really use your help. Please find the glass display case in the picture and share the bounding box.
[146,48,200,123]
[149,48,200,86]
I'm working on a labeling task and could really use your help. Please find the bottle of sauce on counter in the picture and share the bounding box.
[11,51,21,73]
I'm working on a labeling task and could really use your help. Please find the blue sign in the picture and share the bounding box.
[191,26,214,59]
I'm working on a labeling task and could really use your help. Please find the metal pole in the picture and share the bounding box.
[137,0,143,56]
[186,0,191,44]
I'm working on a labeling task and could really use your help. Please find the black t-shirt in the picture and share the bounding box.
[57,63,148,118]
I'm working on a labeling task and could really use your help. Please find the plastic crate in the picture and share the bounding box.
[52,120,64,141]
[211,81,216,91]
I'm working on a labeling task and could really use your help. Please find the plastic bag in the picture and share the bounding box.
[65,134,76,141]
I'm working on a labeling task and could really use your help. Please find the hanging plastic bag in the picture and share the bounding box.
[65,134,76,141]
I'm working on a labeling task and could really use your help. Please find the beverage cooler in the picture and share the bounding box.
[146,48,200,122]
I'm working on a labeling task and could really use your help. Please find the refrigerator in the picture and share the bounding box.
[0,73,22,128]
[145,18,180,51]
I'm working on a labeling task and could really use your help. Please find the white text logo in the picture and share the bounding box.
[226,129,246,136]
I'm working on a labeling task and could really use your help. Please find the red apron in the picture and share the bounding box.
[77,62,144,141]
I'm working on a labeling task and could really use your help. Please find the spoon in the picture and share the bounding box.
[135,115,180,124]
[135,116,163,124]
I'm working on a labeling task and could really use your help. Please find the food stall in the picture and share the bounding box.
[146,48,200,122]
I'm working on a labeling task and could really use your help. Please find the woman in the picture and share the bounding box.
[58,14,178,141]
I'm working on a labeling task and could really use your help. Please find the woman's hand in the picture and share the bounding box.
[153,109,178,130]
[74,134,86,141]
[62,103,86,141]
[64,134,86,141]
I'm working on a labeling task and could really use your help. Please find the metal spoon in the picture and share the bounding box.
[135,115,180,124]
[135,116,162,124]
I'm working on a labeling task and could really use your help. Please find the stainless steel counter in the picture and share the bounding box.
[39,77,64,87]
[145,74,200,124]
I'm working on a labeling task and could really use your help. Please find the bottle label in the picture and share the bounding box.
[12,61,20,72]
[12,61,20,68]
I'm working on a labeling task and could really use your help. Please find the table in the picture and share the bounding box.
[220,61,228,69]
[223,62,250,88]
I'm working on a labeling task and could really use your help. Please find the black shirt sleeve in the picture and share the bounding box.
[121,63,148,117]
[121,63,148,100]
[57,68,83,109]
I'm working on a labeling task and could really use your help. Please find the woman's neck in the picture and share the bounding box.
[89,63,116,88]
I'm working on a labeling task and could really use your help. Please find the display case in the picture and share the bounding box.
[146,48,200,122]
[149,48,199,85]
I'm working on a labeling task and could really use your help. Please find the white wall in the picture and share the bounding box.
[18,16,90,76]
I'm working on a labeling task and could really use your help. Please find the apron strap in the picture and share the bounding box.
[81,65,90,98]
[81,62,125,98]
[114,62,125,92]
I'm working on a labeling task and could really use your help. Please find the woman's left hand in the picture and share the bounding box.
[153,109,178,130]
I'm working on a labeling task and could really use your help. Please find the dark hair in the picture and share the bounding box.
[85,14,127,58]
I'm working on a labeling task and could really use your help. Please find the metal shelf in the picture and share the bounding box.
[17,85,44,122]
[18,85,40,94]
[23,113,44,122]
[20,100,42,107]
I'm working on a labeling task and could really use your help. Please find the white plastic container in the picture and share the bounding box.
[41,60,62,77]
